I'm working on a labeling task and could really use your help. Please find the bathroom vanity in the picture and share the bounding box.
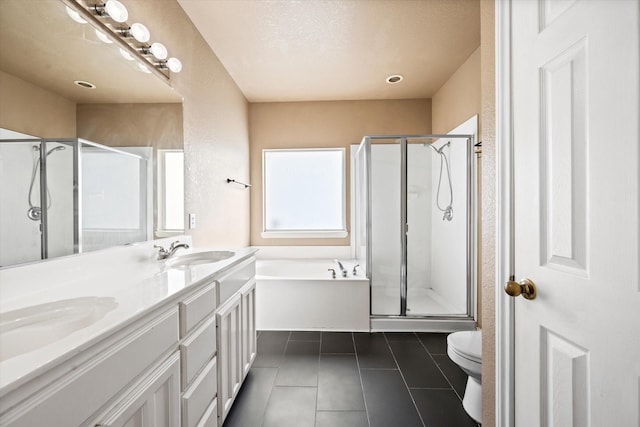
[0,238,256,427]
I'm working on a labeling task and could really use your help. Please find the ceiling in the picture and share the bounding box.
[178,0,480,103]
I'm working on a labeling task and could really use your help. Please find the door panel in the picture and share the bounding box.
[511,0,639,425]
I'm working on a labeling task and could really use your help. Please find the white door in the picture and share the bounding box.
[507,0,640,426]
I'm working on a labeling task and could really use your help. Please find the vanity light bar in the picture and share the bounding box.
[60,0,182,81]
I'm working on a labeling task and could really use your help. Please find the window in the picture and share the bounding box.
[157,149,184,233]
[262,148,346,238]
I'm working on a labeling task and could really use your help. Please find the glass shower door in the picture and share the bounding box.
[370,140,402,315]
[405,141,433,315]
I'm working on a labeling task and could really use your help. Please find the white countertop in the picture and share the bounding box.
[0,237,256,397]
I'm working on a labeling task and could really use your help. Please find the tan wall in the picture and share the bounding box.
[249,99,431,246]
[431,47,481,135]
[76,103,183,150]
[0,70,76,138]
[480,0,496,425]
[125,1,250,248]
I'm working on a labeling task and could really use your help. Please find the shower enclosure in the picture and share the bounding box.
[354,127,477,330]
[0,137,151,267]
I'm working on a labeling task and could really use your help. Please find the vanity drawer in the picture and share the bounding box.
[182,356,217,427]
[180,315,216,390]
[180,283,217,337]
[218,257,255,306]
[195,398,218,427]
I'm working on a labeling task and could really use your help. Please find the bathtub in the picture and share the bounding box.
[255,259,370,331]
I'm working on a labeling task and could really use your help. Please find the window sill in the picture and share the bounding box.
[155,230,186,238]
[261,230,348,239]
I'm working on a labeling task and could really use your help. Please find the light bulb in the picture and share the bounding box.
[66,6,87,24]
[130,23,150,43]
[149,42,168,60]
[166,57,182,73]
[137,63,151,74]
[105,0,128,23]
[95,29,113,44]
[119,48,134,61]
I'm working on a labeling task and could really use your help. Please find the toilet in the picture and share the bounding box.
[447,330,482,424]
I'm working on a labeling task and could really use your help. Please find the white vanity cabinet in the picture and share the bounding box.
[0,251,257,427]
[216,293,243,423]
[215,257,256,426]
[178,282,218,427]
[91,352,181,427]
[0,307,180,427]
[240,280,257,378]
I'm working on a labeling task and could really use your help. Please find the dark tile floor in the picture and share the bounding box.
[223,331,478,427]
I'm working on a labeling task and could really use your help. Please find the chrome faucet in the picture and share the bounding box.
[333,259,348,278]
[155,241,190,260]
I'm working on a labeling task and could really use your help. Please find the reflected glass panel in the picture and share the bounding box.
[45,141,74,259]
[80,142,148,252]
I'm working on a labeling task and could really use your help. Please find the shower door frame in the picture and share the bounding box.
[362,133,477,322]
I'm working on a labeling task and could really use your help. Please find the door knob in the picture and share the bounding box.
[504,278,537,300]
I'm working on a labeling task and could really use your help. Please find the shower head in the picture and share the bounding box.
[46,146,66,156]
[426,141,450,154]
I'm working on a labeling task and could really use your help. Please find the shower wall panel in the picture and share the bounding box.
[0,143,41,266]
[429,138,468,313]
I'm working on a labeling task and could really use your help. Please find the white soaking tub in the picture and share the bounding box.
[255,259,370,331]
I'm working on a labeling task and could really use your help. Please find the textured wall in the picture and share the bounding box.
[124,1,250,248]
[249,99,431,246]
[76,103,183,150]
[480,0,496,425]
[0,71,76,138]
[431,47,481,135]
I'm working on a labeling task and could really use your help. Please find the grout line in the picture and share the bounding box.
[353,332,372,427]
[384,332,426,427]
[416,335,465,402]
[359,367,399,371]
[408,386,457,390]
[313,331,324,426]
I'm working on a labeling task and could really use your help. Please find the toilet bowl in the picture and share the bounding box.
[447,330,482,424]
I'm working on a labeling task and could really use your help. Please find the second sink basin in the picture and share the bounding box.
[165,250,235,269]
[0,296,118,362]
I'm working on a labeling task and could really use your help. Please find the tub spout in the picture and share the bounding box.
[333,259,348,277]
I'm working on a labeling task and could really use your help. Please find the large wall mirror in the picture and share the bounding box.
[0,0,184,267]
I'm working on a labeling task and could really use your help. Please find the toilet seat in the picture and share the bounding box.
[447,331,482,363]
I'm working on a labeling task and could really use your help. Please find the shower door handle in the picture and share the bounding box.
[504,278,537,300]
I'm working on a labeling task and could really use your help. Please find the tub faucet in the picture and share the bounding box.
[334,259,348,278]
[155,241,190,260]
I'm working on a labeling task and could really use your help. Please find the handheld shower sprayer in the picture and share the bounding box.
[27,145,66,221]
[429,141,454,221]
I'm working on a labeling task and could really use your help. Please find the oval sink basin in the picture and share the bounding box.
[165,251,235,269]
[0,296,118,362]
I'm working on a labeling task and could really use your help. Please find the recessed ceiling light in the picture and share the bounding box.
[74,80,96,89]
[386,74,404,84]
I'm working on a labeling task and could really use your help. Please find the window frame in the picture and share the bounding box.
[261,148,347,239]
[156,149,185,236]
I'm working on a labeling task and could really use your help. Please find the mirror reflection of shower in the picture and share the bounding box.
[429,141,453,221]
[27,145,66,221]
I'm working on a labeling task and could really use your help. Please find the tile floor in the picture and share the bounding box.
[223,331,478,427]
